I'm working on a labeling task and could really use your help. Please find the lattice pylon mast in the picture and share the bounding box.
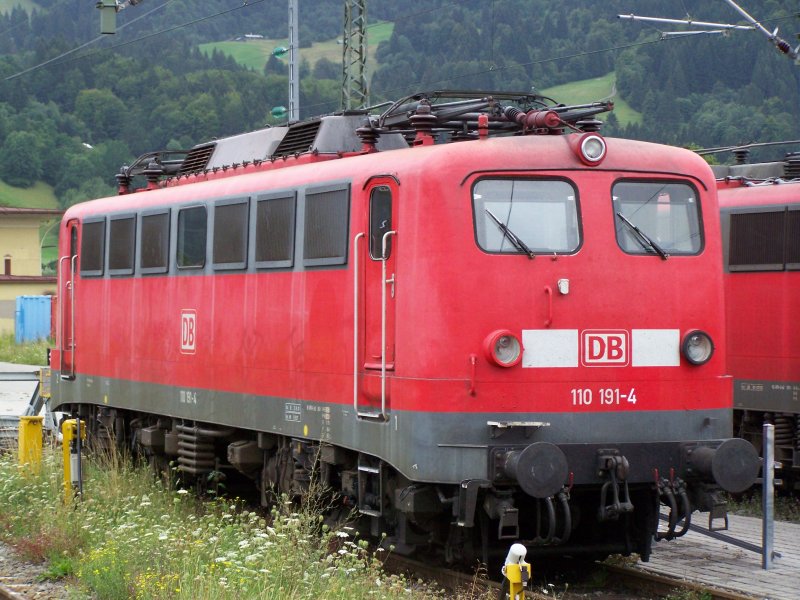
[288,0,300,121]
[341,0,369,110]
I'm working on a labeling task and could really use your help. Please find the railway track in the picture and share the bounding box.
[0,553,763,600]
[0,576,68,599]
[383,554,760,600]
[0,542,71,600]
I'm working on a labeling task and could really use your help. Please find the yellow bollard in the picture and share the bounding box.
[18,416,44,474]
[502,543,532,600]
[61,419,86,502]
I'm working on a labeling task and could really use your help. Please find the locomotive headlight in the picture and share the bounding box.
[579,134,606,165]
[483,330,522,368]
[681,330,714,365]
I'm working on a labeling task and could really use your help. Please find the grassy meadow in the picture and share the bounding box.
[0,447,491,599]
[541,72,643,128]
[0,179,59,209]
[0,333,50,365]
[200,21,394,73]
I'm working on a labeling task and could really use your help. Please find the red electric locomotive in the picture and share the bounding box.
[715,157,800,489]
[50,91,759,564]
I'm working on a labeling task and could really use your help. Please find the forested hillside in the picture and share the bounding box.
[0,0,797,210]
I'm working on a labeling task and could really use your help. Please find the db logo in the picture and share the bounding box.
[181,310,197,354]
[581,330,629,366]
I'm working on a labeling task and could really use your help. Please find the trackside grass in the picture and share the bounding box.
[0,448,483,599]
[0,333,50,366]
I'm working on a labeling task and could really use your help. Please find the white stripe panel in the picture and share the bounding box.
[522,329,579,368]
[632,329,680,367]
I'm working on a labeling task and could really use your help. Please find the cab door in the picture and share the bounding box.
[59,220,79,379]
[355,179,398,418]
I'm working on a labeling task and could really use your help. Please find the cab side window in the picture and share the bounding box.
[369,186,392,260]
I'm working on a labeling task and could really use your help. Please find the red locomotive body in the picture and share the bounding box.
[50,93,758,563]
[716,163,800,487]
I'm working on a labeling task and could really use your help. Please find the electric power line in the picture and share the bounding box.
[3,1,796,118]
[3,0,176,81]
[297,35,670,116]
[3,0,267,81]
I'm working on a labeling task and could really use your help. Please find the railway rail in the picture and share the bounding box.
[0,542,70,600]
[0,543,759,600]
[383,554,757,600]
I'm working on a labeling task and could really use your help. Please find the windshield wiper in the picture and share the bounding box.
[616,212,669,260]
[485,209,535,259]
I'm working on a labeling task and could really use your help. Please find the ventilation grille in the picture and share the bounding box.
[179,143,216,175]
[784,152,800,179]
[273,120,321,157]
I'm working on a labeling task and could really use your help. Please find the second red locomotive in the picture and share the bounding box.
[50,92,759,565]
[715,156,800,489]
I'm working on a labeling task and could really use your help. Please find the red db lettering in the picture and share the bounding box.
[607,336,624,361]
[581,330,628,366]
[588,336,606,360]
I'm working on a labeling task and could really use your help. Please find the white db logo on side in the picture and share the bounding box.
[181,310,197,354]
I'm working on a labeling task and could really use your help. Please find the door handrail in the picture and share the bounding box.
[353,232,365,415]
[67,255,77,379]
[380,230,397,419]
[57,256,70,375]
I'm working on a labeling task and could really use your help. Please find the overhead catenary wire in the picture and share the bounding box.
[2,0,267,81]
[302,11,797,115]
[3,0,177,81]
[695,139,800,156]
[3,1,796,119]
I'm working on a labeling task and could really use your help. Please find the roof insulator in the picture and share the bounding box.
[116,166,131,195]
[143,161,163,189]
[733,148,750,165]
[576,118,603,133]
[410,99,437,146]
[357,124,379,152]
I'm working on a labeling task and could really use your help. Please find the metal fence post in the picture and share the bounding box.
[762,423,774,570]
[18,415,44,474]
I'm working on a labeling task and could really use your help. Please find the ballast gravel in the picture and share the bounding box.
[0,542,72,599]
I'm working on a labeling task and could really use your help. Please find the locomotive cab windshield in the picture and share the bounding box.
[472,178,581,256]
[613,181,703,257]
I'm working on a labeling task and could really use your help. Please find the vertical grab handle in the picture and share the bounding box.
[544,285,553,328]
[58,256,70,348]
[57,256,70,375]
[69,255,77,378]
[352,232,365,415]
[381,230,397,419]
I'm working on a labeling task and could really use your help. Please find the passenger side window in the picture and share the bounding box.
[177,206,207,269]
[303,186,350,266]
[80,219,105,276]
[728,208,800,271]
[788,209,800,269]
[140,211,170,274]
[255,194,295,268]
[108,215,135,275]
[213,199,248,269]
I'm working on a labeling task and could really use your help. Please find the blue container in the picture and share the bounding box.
[15,296,52,344]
